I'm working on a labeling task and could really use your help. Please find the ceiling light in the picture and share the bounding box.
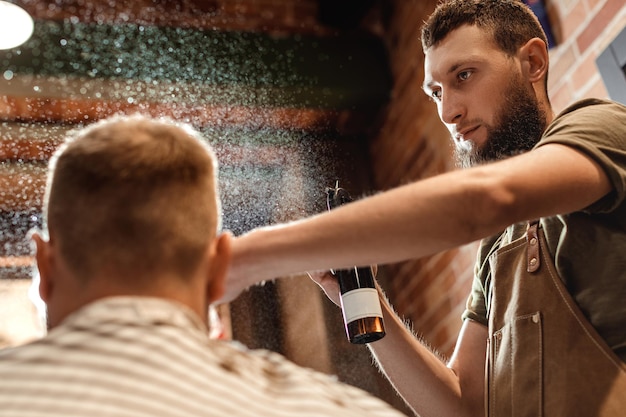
[0,1,34,50]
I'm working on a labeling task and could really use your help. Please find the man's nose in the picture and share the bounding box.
[439,91,465,124]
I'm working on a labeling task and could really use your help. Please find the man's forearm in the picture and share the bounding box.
[367,291,480,417]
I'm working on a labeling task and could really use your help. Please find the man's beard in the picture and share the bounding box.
[454,78,547,169]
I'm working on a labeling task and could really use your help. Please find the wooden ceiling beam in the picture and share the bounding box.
[13,0,332,36]
[0,121,294,164]
[0,94,345,134]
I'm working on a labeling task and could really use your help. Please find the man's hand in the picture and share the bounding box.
[306,270,341,306]
[307,265,378,307]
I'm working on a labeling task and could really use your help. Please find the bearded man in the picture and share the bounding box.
[221,1,626,416]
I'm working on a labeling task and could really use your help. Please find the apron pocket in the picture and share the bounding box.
[489,312,543,417]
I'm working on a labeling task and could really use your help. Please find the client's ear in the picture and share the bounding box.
[206,232,232,304]
[32,232,53,303]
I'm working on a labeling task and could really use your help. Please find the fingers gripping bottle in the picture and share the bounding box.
[326,182,386,344]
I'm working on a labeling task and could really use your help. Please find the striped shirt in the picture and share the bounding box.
[0,297,407,417]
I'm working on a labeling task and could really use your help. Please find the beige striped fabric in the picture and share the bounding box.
[0,297,406,417]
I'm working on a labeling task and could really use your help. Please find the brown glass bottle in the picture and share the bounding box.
[334,265,386,343]
[326,183,386,344]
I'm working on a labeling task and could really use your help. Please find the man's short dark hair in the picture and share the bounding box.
[421,0,548,56]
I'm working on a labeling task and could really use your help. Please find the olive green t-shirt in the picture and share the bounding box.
[463,98,626,361]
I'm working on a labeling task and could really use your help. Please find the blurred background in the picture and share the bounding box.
[1,0,624,413]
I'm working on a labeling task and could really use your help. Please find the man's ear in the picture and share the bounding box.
[32,232,53,303]
[206,232,232,304]
[520,37,549,85]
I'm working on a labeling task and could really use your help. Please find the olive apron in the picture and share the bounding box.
[486,220,626,416]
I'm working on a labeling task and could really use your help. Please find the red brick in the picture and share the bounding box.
[570,51,601,92]
[560,0,588,41]
[581,77,610,100]
[549,80,575,112]
[548,44,577,92]
[576,0,624,53]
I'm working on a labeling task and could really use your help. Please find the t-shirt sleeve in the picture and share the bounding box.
[535,99,626,214]
[461,234,500,325]
[461,276,489,326]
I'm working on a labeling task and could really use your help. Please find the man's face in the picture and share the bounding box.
[423,25,547,168]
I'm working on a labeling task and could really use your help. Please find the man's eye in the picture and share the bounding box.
[458,70,472,81]
[430,90,442,101]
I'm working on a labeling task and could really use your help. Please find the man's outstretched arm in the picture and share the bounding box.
[222,143,611,302]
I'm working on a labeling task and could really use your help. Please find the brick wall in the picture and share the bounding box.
[547,0,626,111]
[369,0,626,357]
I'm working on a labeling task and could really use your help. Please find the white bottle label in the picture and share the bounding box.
[340,288,383,323]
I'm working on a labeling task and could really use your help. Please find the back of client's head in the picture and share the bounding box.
[44,114,220,286]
